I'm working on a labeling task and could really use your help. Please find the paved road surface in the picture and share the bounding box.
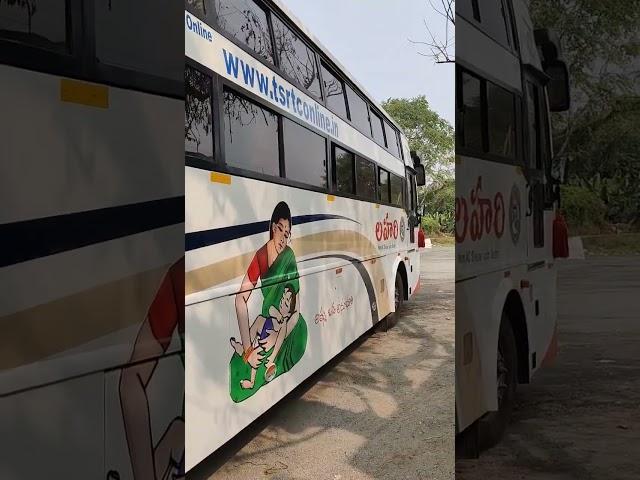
[457,256,640,479]
[193,247,454,480]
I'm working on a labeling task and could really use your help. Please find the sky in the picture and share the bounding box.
[280,0,454,125]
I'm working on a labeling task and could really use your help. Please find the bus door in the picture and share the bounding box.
[406,169,417,244]
[523,73,549,264]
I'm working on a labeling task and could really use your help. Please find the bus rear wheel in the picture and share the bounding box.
[478,312,518,450]
[385,273,405,330]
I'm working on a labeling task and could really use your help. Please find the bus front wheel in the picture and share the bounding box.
[478,312,518,450]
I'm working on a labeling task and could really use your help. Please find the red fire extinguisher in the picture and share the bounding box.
[553,212,569,258]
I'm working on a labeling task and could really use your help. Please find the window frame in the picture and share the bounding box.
[320,59,349,122]
[377,167,391,204]
[344,83,372,138]
[355,155,377,201]
[389,173,405,208]
[332,144,356,196]
[269,9,323,102]
[455,64,523,166]
[369,107,387,148]
[0,0,182,98]
[282,115,328,189]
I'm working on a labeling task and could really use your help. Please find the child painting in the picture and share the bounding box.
[230,285,298,389]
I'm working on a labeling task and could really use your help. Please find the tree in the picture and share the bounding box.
[530,0,640,225]
[383,96,455,234]
[411,0,455,63]
[381,95,454,182]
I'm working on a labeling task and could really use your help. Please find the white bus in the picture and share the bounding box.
[455,0,570,452]
[184,0,425,471]
[0,2,186,479]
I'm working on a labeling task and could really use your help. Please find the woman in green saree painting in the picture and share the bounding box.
[229,202,308,403]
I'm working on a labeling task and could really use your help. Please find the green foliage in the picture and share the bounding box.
[530,1,640,227]
[420,177,454,235]
[381,96,454,179]
[560,185,606,231]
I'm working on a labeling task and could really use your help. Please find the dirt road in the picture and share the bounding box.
[457,256,640,480]
[193,247,454,480]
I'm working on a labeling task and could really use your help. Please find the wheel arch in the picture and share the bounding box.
[395,260,409,300]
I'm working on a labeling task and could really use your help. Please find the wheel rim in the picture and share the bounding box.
[496,347,509,406]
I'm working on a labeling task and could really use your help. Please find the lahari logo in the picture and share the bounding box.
[375,213,399,242]
[399,217,406,242]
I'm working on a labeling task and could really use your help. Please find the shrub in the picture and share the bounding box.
[561,185,606,232]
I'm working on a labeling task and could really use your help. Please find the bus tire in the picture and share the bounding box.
[478,312,518,450]
[385,273,405,330]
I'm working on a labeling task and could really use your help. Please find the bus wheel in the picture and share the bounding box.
[478,313,518,450]
[385,273,405,330]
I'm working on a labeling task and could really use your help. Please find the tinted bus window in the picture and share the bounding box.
[95,1,183,82]
[272,15,322,100]
[346,86,371,136]
[213,0,273,64]
[284,118,327,188]
[334,146,354,195]
[478,0,510,47]
[185,67,214,158]
[390,174,404,207]
[0,0,67,52]
[384,121,400,157]
[525,82,539,169]
[321,62,348,119]
[370,110,386,147]
[461,72,483,151]
[356,156,376,200]
[223,89,279,176]
[378,168,390,203]
[487,82,516,159]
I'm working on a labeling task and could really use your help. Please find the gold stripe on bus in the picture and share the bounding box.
[60,78,109,109]
[186,230,379,296]
[0,264,171,372]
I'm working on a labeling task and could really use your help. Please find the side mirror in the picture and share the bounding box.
[544,60,570,112]
[415,164,426,186]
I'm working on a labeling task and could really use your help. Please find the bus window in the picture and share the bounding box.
[95,1,183,82]
[390,174,404,207]
[0,0,67,52]
[460,71,483,152]
[223,89,280,177]
[333,146,355,195]
[213,0,274,65]
[476,0,511,48]
[356,156,376,200]
[272,15,322,100]
[487,82,516,159]
[370,110,386,147]
[185,66,214,159]
[346,85,371,137]
[378,168,390,204]
[384,120,401,158]
[283,118,327,188]
[321,62,348,120]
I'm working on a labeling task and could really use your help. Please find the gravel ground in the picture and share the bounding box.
[193,247,454,480]
[456,256,640,480]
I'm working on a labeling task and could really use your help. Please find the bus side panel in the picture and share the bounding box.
[0,374,104,479]
[104,352,184,480]
[186,260,372,470]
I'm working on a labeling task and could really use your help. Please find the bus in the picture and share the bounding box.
[455,0,570,452]
[184,0,425,471]
[0,2,186,479]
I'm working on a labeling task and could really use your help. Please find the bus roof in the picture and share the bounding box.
[269,0,407,138]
